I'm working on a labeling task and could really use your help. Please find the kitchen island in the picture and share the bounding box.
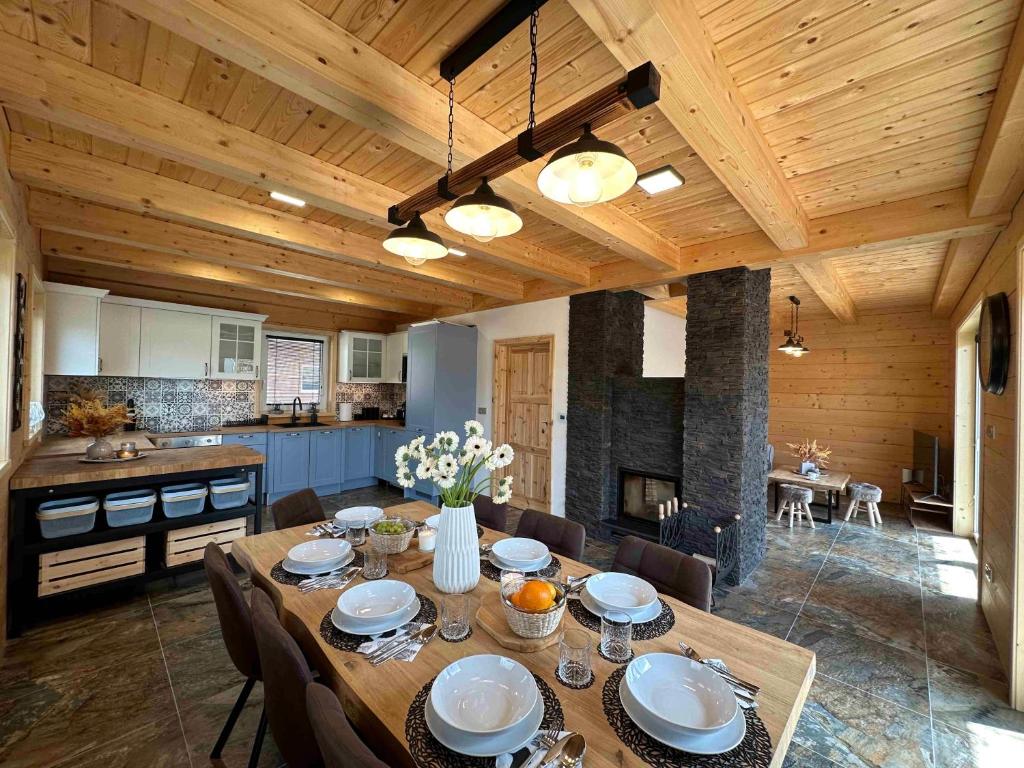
[6,444,264,636]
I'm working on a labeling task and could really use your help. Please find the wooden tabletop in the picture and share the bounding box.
[32,433,157,458]
[10,444,264,489]
[233,501,815,768]
[768,467,851,493]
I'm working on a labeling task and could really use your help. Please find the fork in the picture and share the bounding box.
[678,641,760,695]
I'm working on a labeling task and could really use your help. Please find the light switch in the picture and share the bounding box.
[984,562,994,582]
[478,407,487,415]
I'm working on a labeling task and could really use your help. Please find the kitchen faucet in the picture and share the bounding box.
[291,397,302,424]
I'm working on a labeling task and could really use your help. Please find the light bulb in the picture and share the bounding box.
[568,155,602,207]
[404,255,427,266]
[471,208,497,242]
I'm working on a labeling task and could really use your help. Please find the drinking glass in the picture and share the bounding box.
[500,568,525,595]
[363,549,388,580]
[346,515,367,546]
[558,628,592,686]
[440,594,471,641]
[601,611,633,662]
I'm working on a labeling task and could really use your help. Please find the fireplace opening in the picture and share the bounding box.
[615,468,682,538]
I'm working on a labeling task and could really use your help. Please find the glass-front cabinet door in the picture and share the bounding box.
[340,332,386,382]
[210,317,262,379]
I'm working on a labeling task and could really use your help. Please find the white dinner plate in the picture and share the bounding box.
[287,538,352,567]
[624,654,737,734]
[430,655,538,736]
[337,580,417,627]
[334,506,384,525]
[282,549,354,576]
[585,572,658,614]
[425,685,545,757]
[619,677,745,755]
[491,538,550,569]
[489,550,552,573]
[579,587,661,623]
[330,598,420,636]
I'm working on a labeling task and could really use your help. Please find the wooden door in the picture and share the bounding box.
[493,336,554,512]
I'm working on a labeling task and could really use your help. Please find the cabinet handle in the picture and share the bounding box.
[256,364,259,379]
[98,357,103,373]
[241,434,253,438]
[289,432,300,437]
[204,362,209,377]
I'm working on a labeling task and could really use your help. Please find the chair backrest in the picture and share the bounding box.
[612,535,713,612]
[474,494,508,533]
[251,588,322,768]
[306,682,389,768]
[272,488,324,530]
[204,542,259,680]
[514,509,585,561]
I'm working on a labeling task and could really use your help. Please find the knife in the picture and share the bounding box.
[371,625,436,665]
[532,733,574,768]
[366,623,417,661]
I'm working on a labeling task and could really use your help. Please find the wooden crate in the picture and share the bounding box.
[39,537,146,597]
[166,517,247,567]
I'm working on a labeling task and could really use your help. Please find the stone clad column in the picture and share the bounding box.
[683,267,770,583]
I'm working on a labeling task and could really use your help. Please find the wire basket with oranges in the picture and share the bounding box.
[500,577,567,639]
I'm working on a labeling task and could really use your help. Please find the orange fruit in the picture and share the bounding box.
[514,580,556,613]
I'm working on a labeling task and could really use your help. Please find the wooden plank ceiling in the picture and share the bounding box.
[0,0,1019,331]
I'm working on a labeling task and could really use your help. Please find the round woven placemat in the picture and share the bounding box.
[406,673,564,768]
[318,593,437,653]
[480,554,561,582]
[553,664,595,690]
[603,665,771,767]
[270,550,365,587]
[567,598,675,641]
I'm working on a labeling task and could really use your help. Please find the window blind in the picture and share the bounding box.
[264,335,324,407]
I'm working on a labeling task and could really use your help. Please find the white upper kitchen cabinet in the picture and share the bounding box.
[384,331,407,383]
[210,316,261,380]
[98,301,141,377]
[339,331,386,383]
[139,308,212,379]
[43,283,108,376]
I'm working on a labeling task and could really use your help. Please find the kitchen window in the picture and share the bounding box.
[263,333,327,410]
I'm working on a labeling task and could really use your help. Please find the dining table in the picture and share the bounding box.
[232,500,816,768]
[768,467,851,524]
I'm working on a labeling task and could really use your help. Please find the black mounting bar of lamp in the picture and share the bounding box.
[440,0,553,82]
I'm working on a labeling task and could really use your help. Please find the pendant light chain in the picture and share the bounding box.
[446,77,455,177]
[528,5,539,131]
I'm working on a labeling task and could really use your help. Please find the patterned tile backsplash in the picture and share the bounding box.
[45,376,257,434]
[334,382,406,415]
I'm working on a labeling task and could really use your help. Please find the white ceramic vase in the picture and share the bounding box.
[432,503,480,594]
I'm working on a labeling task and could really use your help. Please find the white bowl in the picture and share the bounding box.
[624,653,738,734]
[491,538,549,568]
[425,513,440,529]
[585,572,658,613]
[286,538,351,567]
[430,655,539,736]
[335,506,384,525]
[336,580,416,627]
[282,549,354,576]
[425,686,545,757]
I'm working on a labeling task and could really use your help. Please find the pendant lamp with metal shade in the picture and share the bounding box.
[536,124,638,207]
[444,177,523,242]
[382,212,448,266]
[777,296,810,356]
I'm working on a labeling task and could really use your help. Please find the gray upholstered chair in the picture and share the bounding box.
[271,488,324,530]
[612,536,713,613]
[515,509,586,561]
[474,494,509,532]
[204,543,266,765]
[845,482,883,527]
[776,483,815,528]
[251,588,323,768]
[306,682,389,768]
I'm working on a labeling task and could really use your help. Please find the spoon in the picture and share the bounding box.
[558,734,586,767]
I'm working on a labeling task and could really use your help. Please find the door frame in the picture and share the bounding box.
[492,335,555,513]
[1013,242,1024,709]
[953,302,982,539]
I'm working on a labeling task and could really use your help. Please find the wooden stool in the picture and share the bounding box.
[845,482,883,527]
[776,484,815,529]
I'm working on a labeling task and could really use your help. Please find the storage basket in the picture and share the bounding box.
[208,478,250,510]
[500,578,567,639]
[160,483,208,518]
[36,497,99,539]
[103,489,157,527]
[367,517,416,554]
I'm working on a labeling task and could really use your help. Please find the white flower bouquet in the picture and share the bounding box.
[395,420,515,507]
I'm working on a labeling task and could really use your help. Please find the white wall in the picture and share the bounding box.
[643,304,686,378]
[447,298,570,516]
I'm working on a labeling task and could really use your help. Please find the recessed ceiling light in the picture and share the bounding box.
[447,248,467,257]
[636,166,684,195]
[270,190,306,207]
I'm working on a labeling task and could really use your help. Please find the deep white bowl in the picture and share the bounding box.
[585,572,658,613]
[430,655,539,736]
[334,506,384,525]
[491,538,549,568]
[336,580,416,627]
[286,538,351,567]
[624,653,738,734]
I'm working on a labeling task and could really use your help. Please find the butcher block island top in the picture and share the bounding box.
[10,444,264,490]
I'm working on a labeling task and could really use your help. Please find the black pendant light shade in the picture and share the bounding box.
[444,178,523,242]
[382,212,448,265]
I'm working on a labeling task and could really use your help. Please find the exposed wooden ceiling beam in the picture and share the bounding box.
[793,259,857,323]
[46,261,398,333]
[646,296,687,318]
[42,231,444,316]
[114,0,682,272]
[9,134,522,301]
[969,14,1024,216]
[0,31,587,287]
[29,192,473,310]
[932,233,999,317]
[570,0,810,250]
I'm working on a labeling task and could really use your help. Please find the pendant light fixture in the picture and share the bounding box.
[382,211,448,266]
[444,177,522,241]
[537,123,638,207]
[777,296,810,356]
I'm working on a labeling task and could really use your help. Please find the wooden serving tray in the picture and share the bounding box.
[387,546,434,574]
[475,590,562,652]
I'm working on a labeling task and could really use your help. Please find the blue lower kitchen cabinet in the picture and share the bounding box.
[269,430,311,502]
[309,428,342,496]
[342,426,376,490]
[221,432,268,503]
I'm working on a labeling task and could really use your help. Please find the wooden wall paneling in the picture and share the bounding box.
[90,0,149,83]
[0,1,36,40]
[30,0,91,62]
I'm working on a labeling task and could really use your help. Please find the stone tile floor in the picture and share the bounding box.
[0,489,1019,767]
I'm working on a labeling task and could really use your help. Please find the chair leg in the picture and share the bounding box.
[787,501,795,528]
[843,498,857,521]
[869,502,882,527]
[211,677,256,760]
[775,499,786,522]
[246,707,268,768]
[803,502,816,529]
